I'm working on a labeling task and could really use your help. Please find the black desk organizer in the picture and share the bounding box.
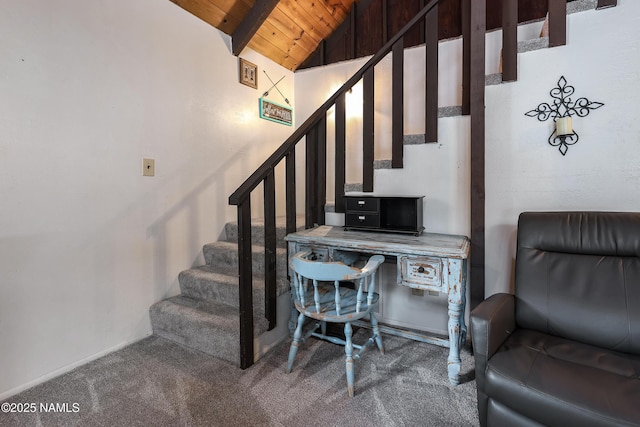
[343,195,425,236]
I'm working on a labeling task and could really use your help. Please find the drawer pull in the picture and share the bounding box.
[358,216,366,221]
[358,200,366,205]
[418,266,425,273]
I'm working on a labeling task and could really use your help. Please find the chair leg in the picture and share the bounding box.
[344,322,355,397]
[321,321,327,337]
[370,312,385,354]
[287,312,306,373]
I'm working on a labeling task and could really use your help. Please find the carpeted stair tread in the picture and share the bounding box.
[179,265,289,305]
[224,216,305,247]
[203,241,288,275]
[149,296,268,365]
[149,216,292,366]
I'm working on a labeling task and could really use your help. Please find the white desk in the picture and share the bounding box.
[285,226,470,385]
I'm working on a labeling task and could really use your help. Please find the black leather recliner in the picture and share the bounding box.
[471,212,640,427]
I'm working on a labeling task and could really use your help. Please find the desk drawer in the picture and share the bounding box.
[294,245,329,262]
[398,256,443,290]
[346,197,380,212]
[345,213,380,228]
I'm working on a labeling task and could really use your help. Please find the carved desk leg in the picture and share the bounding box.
[447,258,465,385]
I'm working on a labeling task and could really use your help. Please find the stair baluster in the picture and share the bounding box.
[152,0,596,371]
[334,93,346,213]
[549,0,568,47]
[230,0,451,369]
[264,170,277,330]
[502,0,518,82]
[363,68,375,192]
[425,3,439,143]
[285,149,297,236]
[391,38,404,169]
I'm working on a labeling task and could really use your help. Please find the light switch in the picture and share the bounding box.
[143,158,155,176]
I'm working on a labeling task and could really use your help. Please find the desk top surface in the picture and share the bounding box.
[285,226,470,259]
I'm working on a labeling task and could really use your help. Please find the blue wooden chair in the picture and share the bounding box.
[286,251,385,397]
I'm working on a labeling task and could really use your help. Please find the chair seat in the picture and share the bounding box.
[294,283,379,322]
[486,329,640,426]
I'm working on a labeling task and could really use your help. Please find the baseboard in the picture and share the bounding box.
[0,333,153,401]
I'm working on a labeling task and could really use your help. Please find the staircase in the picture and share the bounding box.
[149,0,614,369]
[149,219,291,365]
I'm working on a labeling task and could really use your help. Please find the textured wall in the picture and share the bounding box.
[485,0,640,295]
[294,0,640,332]
[0,0,293,398]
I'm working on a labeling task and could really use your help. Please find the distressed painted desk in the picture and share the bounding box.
[285,225,470,385]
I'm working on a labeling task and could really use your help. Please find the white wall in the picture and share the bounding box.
[0,0,293,398]
[485,0,640,295]
[295,0,640,332]
[3,0,638,400]
[294,24,477,229]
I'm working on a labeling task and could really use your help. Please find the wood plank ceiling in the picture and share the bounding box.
[169,0,357,70]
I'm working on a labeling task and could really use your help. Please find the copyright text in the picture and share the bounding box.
[1,402,80,414]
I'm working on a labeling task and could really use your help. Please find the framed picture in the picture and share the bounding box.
[239,58,258,89]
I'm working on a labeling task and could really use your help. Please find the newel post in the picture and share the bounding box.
[237,199,254,369]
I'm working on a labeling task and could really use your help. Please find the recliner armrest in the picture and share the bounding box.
[471,293,516,360]
[470,293,516,427]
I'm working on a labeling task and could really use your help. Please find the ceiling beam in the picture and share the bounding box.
[232,0,280,56]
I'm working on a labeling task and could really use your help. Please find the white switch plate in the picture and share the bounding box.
[143,158,155,176]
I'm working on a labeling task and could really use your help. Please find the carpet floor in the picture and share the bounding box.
[1,331,479,426]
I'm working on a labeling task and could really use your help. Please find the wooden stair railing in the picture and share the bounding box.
[229,0,442,369]
[229,0,572,369]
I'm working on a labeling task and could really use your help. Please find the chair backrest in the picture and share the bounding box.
[289,251,385,316]
[515,211,640,354]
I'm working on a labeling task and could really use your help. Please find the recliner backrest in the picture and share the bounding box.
[515,211,640,354]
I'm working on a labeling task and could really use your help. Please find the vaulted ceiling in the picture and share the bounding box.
[169,0,357,71]
[169,0,565,71]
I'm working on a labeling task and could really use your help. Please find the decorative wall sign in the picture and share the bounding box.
[239,58,258,89]
[525,76,604,155]
[259,98,293,126]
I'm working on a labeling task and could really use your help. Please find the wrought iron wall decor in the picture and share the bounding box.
[263,70,290,106]
[259,71,293,125]
[525,76,604,155]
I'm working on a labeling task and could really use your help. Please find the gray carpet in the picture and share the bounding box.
[0,331,479,426]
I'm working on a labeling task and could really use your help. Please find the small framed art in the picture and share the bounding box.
[239,58,258,89]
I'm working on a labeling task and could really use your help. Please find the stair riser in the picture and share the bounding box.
[150,307,240,365]
[149,298,268,366]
